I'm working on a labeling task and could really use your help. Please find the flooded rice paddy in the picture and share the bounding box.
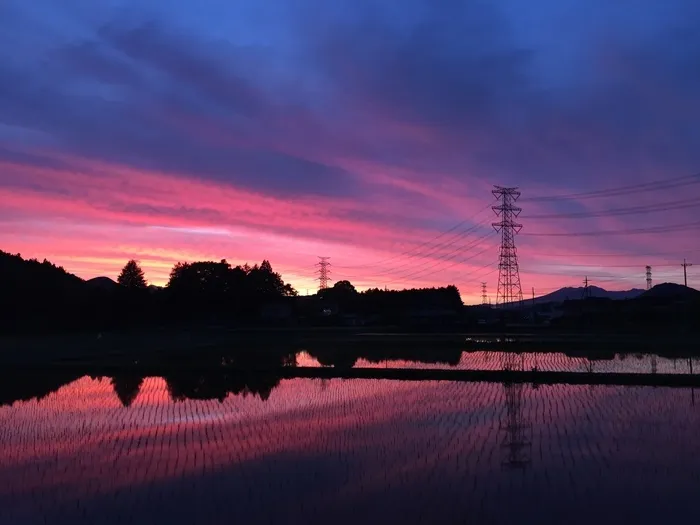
[1,353,699,525]
[300,350,700,374]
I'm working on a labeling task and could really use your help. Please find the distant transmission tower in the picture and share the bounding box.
[316,257,331,291]
[481,282,488,305]
[492,186,523,306]
[646,265,652,290]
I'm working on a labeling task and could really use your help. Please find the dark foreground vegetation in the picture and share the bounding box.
[1,250,699,340]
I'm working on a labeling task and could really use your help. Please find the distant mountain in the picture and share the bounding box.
[641,282,700,299]
[86,276,119,290]
[534,285,645,304]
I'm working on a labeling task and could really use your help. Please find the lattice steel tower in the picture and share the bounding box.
[316,257,331,291]
[500,353,531,469]
[646,265,652,291]
[481,282,488,305]
[492,186,523,306]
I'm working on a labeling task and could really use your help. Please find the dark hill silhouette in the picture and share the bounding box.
[0,251,91,333]
[0,250,84,290]
[534,285,644,304]
[87,276,119,290]
[0,251,302,334]
[640,282,700,299]
[0,251,165,333]
[494,285,644,309]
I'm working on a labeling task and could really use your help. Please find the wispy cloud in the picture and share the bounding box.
[1,0,699,299]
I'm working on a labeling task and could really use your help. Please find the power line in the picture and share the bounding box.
[334,203,493,270]
[372,232,499,287]
[523,219,700,237]
[370,259,497,290]
[520,248,700,258]
[354,221,494,277]
[334,229,496,283]
[522,196,700,220]
[309,173,700,282]
[533,262,678,269]
[332,218,493,279]
[524,267,676,280]
[369,237,498,287]
[523,173,700,202]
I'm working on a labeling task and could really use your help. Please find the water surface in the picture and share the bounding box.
[1,372,699,524]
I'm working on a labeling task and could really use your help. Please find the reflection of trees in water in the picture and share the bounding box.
[163,348,296,403]
[165,372,281,402]
[312,351,358,369]
[9,347,700,410]
[111,375,144,407]
[221,350,297,369]
[0,372,80,407]
[307,347,462,368]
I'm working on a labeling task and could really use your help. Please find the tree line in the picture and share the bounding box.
[0,251,300,334]
[0,250,465,335]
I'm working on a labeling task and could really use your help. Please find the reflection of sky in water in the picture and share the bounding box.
[1,376,699,525]
[299,350,700,374]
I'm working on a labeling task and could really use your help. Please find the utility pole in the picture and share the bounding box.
[646,265,652,291]
[492,186,523,306]
[531,287,536,323]
[481,282,488,305]
[682,259,693,287]
[316,257,331,291]
[582,276,590,299]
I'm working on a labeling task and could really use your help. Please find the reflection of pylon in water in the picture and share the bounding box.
[500,353,532,469]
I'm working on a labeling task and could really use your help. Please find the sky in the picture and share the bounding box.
[1,0,700,302]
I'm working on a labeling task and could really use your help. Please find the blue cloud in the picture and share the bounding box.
[1,0,700,201]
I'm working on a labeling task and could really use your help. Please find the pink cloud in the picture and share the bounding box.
[1,139,698,301]
[0,153,501,294]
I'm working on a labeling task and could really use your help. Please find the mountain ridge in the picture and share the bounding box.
[534,285,645,304]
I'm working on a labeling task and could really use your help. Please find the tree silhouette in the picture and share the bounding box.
[333,280,357,293]
[167,260,233,295]
[163,259,297,319]
[111,375,144,407]
[118,260,147,289]
[248,260,298,297]
[319,279,358,312]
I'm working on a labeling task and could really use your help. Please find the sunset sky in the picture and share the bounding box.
[1,0,699,302]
